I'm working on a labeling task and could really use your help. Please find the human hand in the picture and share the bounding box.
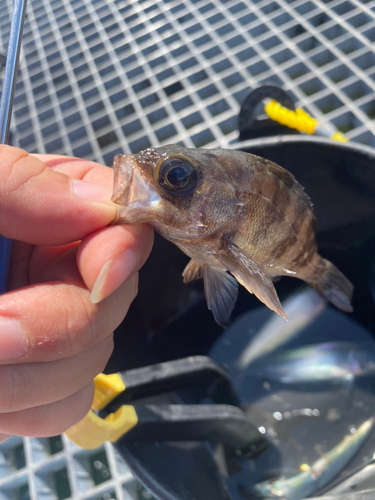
[0,145,153,442]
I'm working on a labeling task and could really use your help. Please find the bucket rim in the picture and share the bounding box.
[233,134,375,160]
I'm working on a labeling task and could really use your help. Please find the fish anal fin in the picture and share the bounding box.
[203,267,238,327]
[182,259,203,283]
[215,237,287,321]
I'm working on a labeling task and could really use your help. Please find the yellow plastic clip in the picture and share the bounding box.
[65,373,138,449]
[264,99,318,135]
[92,373,125,411]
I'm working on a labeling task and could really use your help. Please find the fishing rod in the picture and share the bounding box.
[0,0,28,293]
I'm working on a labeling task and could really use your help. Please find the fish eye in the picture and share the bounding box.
[157,156,198,194]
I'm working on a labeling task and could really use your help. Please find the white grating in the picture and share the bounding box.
[0,0,375,498]
[0,0,374,166]
[0,435,155,500]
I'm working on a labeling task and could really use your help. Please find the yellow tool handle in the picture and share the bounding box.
[264,99,348,142]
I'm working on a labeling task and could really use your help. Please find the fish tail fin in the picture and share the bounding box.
[309,258,353,313]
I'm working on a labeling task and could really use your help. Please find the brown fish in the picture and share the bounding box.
[112,145,353,325]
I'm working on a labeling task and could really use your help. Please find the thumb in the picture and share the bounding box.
[0,145,117,245]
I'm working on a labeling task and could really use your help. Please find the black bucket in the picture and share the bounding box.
[108,136,375,500]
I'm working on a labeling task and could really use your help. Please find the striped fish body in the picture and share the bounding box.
[113,146,353,325]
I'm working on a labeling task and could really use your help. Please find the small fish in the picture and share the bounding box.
[254,415,375,499]
[258,341,375,384]
[112,146,353,325]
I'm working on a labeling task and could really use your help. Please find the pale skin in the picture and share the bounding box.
[0,145,154,442]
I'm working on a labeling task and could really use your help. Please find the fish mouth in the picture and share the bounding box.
[112,153,161,225]
[112,154,135,205]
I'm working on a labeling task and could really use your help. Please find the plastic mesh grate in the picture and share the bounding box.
[0,0,374,498]
[0,435,155,500]
[0,0,374,167]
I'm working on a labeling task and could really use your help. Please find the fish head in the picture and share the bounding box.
[112,145,241,240]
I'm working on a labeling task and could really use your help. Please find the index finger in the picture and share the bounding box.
[32,153,115,184]
[0,146,117,245]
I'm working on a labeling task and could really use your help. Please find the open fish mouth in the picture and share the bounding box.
[112,154,135,205]
[112,153,162,224]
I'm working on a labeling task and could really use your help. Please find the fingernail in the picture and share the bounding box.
[71,179,113,202]
[90,249,137,304]
[0,317,27,361]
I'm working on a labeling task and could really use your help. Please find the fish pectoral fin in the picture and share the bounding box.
[203,266,238,327]
[182,259,203,283]
[215,238,287,321]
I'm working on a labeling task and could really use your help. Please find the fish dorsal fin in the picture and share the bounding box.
[215,237,287,320]
[182,259,203,283]
[264,160,295,189]
[258,157,312,210]
[203,267,238,327]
